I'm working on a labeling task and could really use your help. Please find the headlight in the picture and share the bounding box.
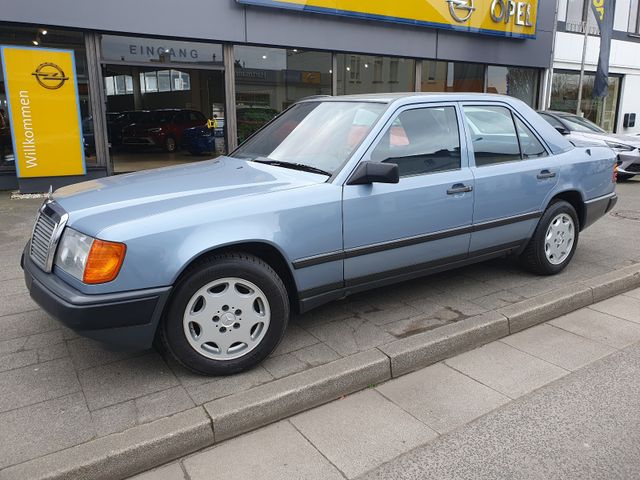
[55,228,126,284]
[148,127,163,134]
[605,141,635,152]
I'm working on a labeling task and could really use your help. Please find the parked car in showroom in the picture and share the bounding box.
[121,109,207,152]
[22,94,617,375]
[182,118,226,156]
[539,110,640,180]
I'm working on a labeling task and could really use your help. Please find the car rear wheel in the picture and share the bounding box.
[164,136,177,153]
[520,200,579,275]
[160,252,289,375]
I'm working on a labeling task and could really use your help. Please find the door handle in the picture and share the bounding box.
[447,183,473,195]
[537,170,557,179]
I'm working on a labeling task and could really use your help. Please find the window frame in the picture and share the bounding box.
[363,102,464,179]
[461,103,550,168]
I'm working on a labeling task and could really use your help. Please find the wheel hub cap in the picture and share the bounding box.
[544,213,575,265]
[182,277,271,361]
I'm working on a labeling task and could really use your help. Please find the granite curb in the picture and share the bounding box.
[3,263,639,480]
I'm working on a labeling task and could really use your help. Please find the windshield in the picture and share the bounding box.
[150,111,177,123]
[231,101,387,174]
[557,113,606,133]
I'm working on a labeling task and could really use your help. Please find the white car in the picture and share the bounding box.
[539,110,640,180]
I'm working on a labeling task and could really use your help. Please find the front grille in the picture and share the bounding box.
[29,202,67,272]
[627,163,640,173]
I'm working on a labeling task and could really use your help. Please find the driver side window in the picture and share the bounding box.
[370,106,461,178]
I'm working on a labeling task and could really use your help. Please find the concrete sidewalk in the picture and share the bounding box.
[133,288,640,480]
[0,179,639,477]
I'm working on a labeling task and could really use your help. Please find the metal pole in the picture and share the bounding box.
[576,20,589,116]
[223,44,238,152]
[544,0,560,109]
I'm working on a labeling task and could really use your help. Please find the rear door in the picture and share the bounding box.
[461,104,559,253]
[342,103,474,287]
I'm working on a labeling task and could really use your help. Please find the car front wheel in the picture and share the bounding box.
[520,200,579,275]
[160,252,289,375]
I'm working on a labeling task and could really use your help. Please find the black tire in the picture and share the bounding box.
[160,252,289,375]
[519,200,579,275]
[164,136,177,153]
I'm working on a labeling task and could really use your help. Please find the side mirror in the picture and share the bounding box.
[555,126,570,136]
[347,161,399,185]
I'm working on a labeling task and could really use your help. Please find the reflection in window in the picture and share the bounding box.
[630,0,640,33]
[371,107,461,177]
[419,61,484,93]
[515,117,547,159]
[486,66,540,107]
[464,106,521,166]
[337,54,415,95]
[550,71,620,132]
[565,0,598,33]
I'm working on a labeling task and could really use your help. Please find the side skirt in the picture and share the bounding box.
[297,241,525,313]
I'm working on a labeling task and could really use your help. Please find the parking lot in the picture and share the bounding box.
[1,178,639,473]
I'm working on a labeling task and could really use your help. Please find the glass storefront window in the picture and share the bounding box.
[336,54,415,96]
[550,71,621,132]
[0,26,96,172]
[101,35,226,173]
[234,46,332,144]
[421,61,448,92]
[420,61,485,93]
[487,66,540,107]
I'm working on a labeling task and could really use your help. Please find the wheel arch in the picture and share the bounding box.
[172,241,300,312]
[546,190,586,230]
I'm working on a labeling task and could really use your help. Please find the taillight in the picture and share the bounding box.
[613,162,618,183]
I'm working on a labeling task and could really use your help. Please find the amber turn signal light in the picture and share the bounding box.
[83,239,126,284]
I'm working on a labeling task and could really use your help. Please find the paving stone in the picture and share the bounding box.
[424,293,489,317]
[0,349,37,372]
[0,292,38,317]
[296,301,358,327]
[0,392,94,469]
[359,303,423,326]
[291,343,340,367]
[384,316,447,339]
[91,401,137,437]
[434,275,502,300]
[0,309,59,341]
[262,353,308,379]
[550,308,640,349]
[307,317,395,357]
[471,290,527,310]
[0,263,25,282]
[590,295,640,324]
[184,421,343,480]
[135,386,195,425]
[445,341,568,399]
[79,353,179,411]
[128,462,186,480]
[185,366,273,405]
[271,324,318,356]
[377,362,510,434]
[624,287,640,300]
[291,389,437,479]
[0,337,27,356]
[501,324,616,371]
[0,278,28,296]
[37,342,69,362]
[0,357,80,413]
[67,337,145,370]
[24,329,65,350]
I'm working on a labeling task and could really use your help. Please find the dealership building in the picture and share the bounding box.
[1,0,555,192]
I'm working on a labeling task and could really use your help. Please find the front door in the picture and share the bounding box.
[342,103,474,287]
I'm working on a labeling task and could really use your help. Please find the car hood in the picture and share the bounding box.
[53,156,327,229]
[574,131,640,147]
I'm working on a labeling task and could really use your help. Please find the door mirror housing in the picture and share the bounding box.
[555,126,570,136]
[347,161,400,185]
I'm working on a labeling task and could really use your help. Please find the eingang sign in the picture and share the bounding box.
[0,46,85,178]
[237,0,538,38]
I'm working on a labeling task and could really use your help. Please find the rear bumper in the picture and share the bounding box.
[22,246,171,349]
[582,192,618,230]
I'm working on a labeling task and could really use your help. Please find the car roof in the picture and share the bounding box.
[297,92,522,105]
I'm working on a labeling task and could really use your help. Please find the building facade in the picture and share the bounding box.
[553,0,640,133]
[0,0,554,192]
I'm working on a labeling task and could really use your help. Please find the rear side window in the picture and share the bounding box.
[370,106,461,177]
[515,117,547,159]
[463,106,519,167]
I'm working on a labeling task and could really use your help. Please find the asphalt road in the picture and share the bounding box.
[361,341,640,480]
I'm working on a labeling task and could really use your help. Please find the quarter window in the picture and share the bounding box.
[515,117,547,159]
[370,107,461,177]
[463,106,521,166]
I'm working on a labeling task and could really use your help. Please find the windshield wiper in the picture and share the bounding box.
[252,158,331,176]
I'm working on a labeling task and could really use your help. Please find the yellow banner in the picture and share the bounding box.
[1,47,85,178]
[238,0,538,38]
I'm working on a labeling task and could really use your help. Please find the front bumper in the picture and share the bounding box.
[583,192,618,230]
[22,246,171,349]
[617,151,640,175]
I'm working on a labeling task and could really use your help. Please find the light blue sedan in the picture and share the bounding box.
[22,93,618,375]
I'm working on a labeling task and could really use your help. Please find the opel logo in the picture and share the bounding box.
[447,0,476,22]
[31,62,69,90]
